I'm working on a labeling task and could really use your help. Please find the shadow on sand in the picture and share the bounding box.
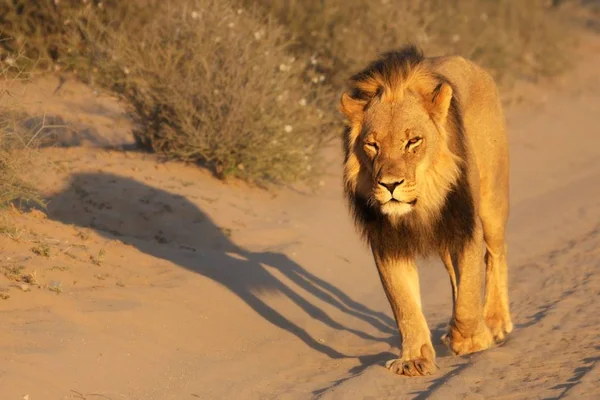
[46,172,397,359]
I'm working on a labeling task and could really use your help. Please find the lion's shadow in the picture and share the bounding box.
[45,172,397,358]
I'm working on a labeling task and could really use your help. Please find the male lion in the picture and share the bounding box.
[340,45,512,376]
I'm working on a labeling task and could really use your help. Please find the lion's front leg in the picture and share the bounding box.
[442,223,495,355]
[374,254,437,376]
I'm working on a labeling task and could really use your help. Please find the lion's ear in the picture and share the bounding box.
[339,92,367,123]
[428,82,453,125]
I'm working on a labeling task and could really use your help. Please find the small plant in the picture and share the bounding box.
[48,281,63,294]
[221,227,233,238]
[22,270,38,285]
[0,221,17,234]
[0,222,24,241]
[90,248,105,266]
[75,230,90,241]
[0,216,30,241]
[64,251,79,260]
[2,264,25,280]
[31,243,51,257]
[49,265,70,272]
[2,265,38,287]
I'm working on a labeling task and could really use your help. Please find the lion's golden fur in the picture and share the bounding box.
[340,45,512,376]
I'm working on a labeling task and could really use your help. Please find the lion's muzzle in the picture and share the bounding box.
[376,179,417,204]
[375,179,418,217]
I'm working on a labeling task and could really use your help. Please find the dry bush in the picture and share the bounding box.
[1,0,337,184]
[244,0,575,87]
[58,1,160,86]
[74,0,336,184]
[0,0,88,69]
[0,0,137,70]
[0,54,45,208]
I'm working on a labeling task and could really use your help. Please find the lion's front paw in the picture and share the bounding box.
[485,312,513,342]
[441,321,495,356]
[385,344,438,377]
[386,357,437,377]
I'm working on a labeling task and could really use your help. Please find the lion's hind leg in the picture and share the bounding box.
[441,223,495,355]
[481,209,513,342]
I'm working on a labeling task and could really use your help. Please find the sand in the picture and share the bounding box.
[0,36,599,400]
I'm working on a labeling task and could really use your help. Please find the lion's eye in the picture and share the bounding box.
[406,137,423,150]
[364,142,379,152]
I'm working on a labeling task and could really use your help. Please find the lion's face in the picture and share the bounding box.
[358,94,443,218]
[342,79,459,223]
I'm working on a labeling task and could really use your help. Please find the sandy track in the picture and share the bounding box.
[1,39,599,400]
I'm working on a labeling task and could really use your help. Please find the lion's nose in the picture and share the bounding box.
[378,179,404,194]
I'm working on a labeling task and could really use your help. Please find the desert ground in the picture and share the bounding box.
[0,32,599,400]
